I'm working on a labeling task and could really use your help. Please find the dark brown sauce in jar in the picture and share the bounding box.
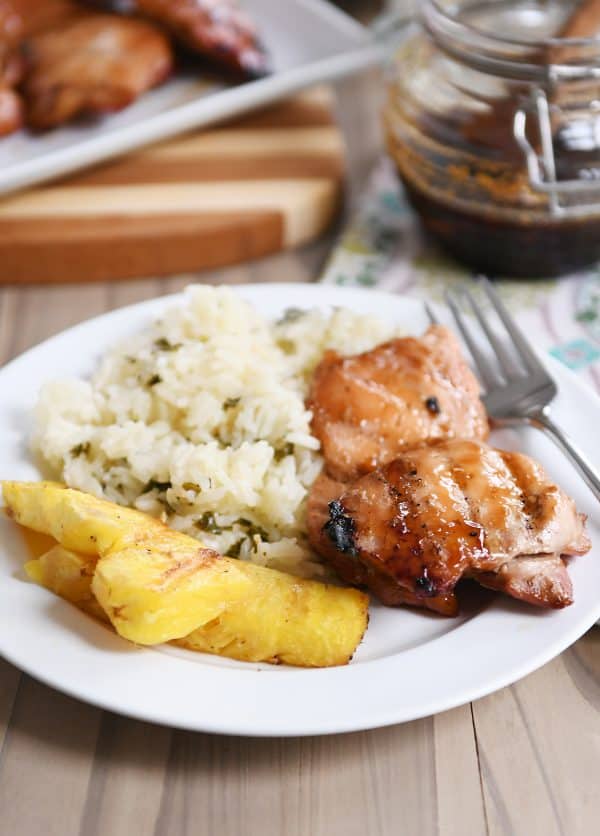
[385,0,600,278]
[403,183,600,277]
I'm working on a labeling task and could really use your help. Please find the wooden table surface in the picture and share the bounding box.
[1,57,600,836]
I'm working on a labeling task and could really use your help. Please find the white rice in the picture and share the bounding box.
[33,285,401,577]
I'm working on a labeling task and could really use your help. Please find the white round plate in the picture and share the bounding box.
[1,284,599,737]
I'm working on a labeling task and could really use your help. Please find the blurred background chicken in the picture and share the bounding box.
[0,0,269,134]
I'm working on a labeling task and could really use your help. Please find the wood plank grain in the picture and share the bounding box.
[0,288,20,361]
[0,677,102,836]
[84,125,341,161]
[434,706,488,836]
[507,638,600,836]
[0,180,335,221]
[8,283,109,348]
[162,261,257,294]
[78,714,172,836]
[0,660,20,758]
[67,155,344,186]
[141,127,343,159]
[352,721,438,836]
[65,125,345,186]
[473,667,571,836]
[155,734,310,836]
[0,212,284,284]
[155,721,443,836]
[227,88,336,130]
[105,275,165,310]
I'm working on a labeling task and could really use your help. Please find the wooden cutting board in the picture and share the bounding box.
[0,88,345,284]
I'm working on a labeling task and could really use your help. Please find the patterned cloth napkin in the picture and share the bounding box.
[320,157,600,397]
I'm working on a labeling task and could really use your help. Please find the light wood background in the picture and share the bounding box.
[0,89,346,284]
[1,16,600,836]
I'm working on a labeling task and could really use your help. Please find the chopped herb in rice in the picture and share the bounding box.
[223,397,241,410]
[142,479,172,494]
[154,337,181,352]
[70,442,90,457]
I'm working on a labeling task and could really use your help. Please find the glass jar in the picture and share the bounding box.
[384,0,600,277]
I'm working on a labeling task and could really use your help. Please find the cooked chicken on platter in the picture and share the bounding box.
[21,11,173,129]
[0,0,22,81]
[136,0,269,78]
[0,0,269,133]
[308,439,590,616]
[308,325,489,482]
[0,0,23,134]
[0,85,20,133]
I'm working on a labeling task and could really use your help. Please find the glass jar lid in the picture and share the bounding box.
[422,0,600,81]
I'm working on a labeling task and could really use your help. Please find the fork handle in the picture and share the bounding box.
[499,409,600,503]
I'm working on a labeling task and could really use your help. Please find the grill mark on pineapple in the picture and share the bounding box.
[159,548,219,585]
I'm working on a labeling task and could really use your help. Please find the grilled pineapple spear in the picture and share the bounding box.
[2,481,368,667]
[25,544,108,623]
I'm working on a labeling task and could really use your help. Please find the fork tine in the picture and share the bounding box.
[444,290,501,390]
[480,277,542,373]
[424,302,439,325]
[462,286,522,381]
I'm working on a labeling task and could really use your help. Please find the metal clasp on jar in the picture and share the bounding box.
[514,64,600,218]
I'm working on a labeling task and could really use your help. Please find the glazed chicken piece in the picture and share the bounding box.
[135,0,269,78]
[307,440,590,616]
[0,0,23,135]
[21,11,173,130]
[307,325,489,482]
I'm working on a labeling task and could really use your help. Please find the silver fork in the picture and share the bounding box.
[431,277,600,502]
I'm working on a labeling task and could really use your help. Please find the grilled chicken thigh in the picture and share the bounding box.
[135,0,269,78]
[308,325,489,482]
[307,440,590,615]
[306,469,459,615]
[21,11,172,129]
